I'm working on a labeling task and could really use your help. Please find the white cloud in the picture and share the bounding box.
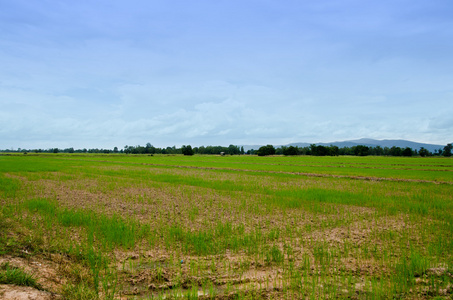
[1,1,453,149]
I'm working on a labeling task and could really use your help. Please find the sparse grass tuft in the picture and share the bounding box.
[62,282,99,300]
[0,262,42,290]
[25,198,145,249]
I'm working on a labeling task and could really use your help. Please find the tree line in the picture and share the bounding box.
[123,144,245,155]
[1,143,245,156]
[2,143,451,157]
[251,144,452,157]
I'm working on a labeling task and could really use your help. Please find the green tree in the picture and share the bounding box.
[402,147,413,157]
[257,145,275,156]
[353,145,369,156]
[227,145,240,155]
[389,146,402,156]
[145,143,156,154]
[283,145,298,156]
[418,147,430,157]
[370,146,384,156]
[443,144,452,157]
[329,145,339,156]
[310,145,329,156]
[181,145,194,156]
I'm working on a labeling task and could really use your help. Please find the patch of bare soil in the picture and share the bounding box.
[309,214,406,246]
[0,284,60,300]
[0,255,66,297]
[297,214,413,278]
[24,171,375,234]
[110,248,286,298]
[21,173,274,234]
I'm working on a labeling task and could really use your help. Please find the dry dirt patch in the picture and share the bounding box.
[0,284,60,300]
[0,255,66,294]
[0,255,65,299]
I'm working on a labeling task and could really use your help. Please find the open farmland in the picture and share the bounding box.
[0,154,452,299]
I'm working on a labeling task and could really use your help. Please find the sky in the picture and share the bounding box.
[1,0,452,150]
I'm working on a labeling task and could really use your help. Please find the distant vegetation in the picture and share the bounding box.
[275,143,452,157]
[2,143,451,157]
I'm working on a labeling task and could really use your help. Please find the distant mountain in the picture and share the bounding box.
[323,139,445,153]
[242,139,447,153]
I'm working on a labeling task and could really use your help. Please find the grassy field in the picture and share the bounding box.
[0,153,452,299]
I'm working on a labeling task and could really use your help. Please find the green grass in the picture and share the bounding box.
[0,262,42,289]
[0,175,21,198]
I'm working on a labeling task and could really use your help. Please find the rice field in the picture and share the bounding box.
[0,153,452,299]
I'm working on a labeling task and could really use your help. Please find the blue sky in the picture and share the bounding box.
[1,0,452,149]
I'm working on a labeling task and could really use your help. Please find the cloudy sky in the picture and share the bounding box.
[1,0,452,149]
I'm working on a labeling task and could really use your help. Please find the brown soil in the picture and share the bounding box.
[0,256,66,295]
[0,284,60,300]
